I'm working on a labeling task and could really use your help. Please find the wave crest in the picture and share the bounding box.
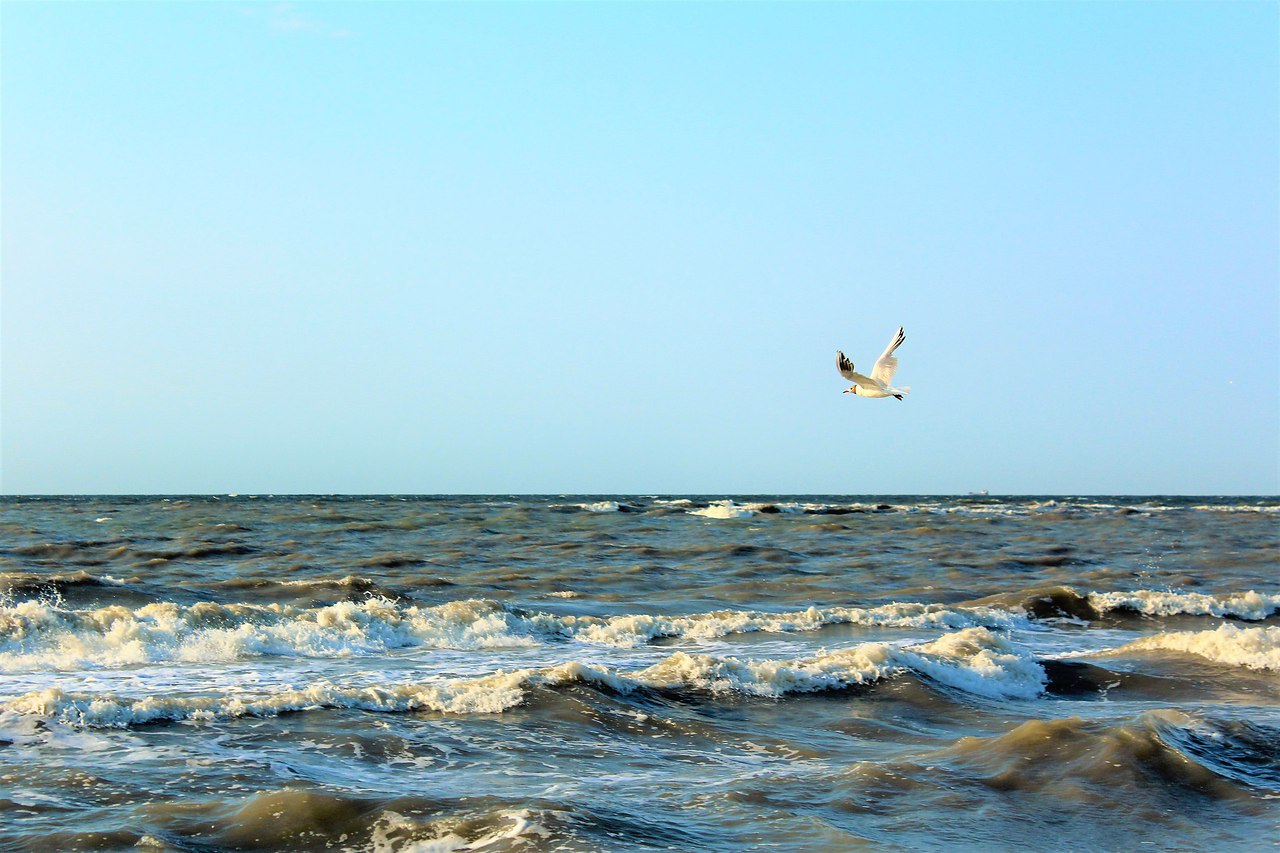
[977,586,1280,622]
[1109,624,1280,671]
[0,596,1025,672]
[0,627,1045,729]
[1087,589,1280,620]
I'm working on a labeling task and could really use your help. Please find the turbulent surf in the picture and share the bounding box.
[0,495,1275,850]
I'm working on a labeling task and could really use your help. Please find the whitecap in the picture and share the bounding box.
[1087,589,1280,621]
[577,501,620,513]
[0,627,1046,728]
[688,501,755,519]
[0,596,1031,671]
[1109,624,1280,671]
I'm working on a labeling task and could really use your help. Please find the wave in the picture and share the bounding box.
[935,710,1278,797]
[578,500,623,513]
[0,627,1044,729]
[210,573,434,604]
[1087,589,1280,620]
[1107,624,1280,671]
[688,501,759,519]
[774,710,1280,848]
[233,794,550,853]
[685,500,893,519]
[670,498,1280,519]
[16,785,718,853]
[1153,714,1280,792]
[0,570,131,595]
[565,601,1025,646]
[973,585,1280,622]
[642,626,1043,702]
[0,596,1026,672]
[3,581,1270,674]
[0,598,546,671]
[9,786,560,852]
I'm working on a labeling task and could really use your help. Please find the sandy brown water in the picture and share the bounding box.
[0,495,1276,851]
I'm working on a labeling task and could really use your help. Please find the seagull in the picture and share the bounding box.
[837,326,911,400]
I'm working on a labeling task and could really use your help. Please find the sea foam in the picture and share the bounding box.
[636,627,1043,700]
[0,597,1026,671]
[1111,624,1280,671]
[688,501,757,519]
[0,627,1045,729]
[1087,589,1280,621]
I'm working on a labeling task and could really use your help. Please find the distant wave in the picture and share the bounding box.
[0,570,131,595]
[512,497,1280,520]
[668,499,1280,519]
[0,627,1045,729]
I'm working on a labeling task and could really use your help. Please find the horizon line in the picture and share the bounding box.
[1,492,1275,499]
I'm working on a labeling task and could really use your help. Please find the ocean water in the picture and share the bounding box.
[0,495,1276,852]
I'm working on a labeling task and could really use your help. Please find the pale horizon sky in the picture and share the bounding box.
[3,2,1277,495]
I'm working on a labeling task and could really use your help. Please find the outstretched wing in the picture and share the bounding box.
[836,351,875,387]
[870,326,905,386]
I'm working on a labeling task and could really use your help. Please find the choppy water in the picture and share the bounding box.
[0,495,1276,851]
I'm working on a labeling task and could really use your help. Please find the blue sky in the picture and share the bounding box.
[3,2,1276,495]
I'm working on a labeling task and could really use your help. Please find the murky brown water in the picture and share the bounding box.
[1,495,1276,851]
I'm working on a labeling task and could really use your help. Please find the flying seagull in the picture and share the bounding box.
[837,326,911,400]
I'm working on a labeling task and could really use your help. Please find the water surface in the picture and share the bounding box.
[1,495,1276,851]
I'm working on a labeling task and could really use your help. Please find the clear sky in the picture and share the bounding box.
[2,2,1277,495]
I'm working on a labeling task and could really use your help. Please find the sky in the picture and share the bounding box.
[2,1,1277,495]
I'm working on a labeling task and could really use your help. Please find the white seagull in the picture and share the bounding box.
[837,326,911,400]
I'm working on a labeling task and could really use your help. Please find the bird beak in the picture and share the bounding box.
[842,388,852,393]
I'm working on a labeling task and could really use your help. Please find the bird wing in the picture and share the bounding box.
[836,351,875,387]
[870,326,905,386]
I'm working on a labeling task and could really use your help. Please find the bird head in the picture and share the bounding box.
[844,387,856,395]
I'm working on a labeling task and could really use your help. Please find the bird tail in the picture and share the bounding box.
[893,386,912,396]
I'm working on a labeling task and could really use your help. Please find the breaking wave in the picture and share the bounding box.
[1108,624,1280,671]
[0,596,1027,672]
[977,586,1280,622]
[0,627,1044,729]
[1087,589,1280,621]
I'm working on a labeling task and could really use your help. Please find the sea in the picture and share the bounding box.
[0,495,1276,852]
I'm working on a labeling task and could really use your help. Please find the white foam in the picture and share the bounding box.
[895,628,1046,699]
[1,659,637,728]
[564,602,1026,647]
[1187,504,1280,514]
[646,628,1045,700]
[0,596,1030,672]
[368,808,549,853]
[1111,624,1280,671]
[0,598,547,672]
[0,628,1045,728]
[1087,589,1280,620]
[635,645,896,696]
[688,501,756,519]
[690,499,840,516]
[278,574,373,588]
[577,501,620,513]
